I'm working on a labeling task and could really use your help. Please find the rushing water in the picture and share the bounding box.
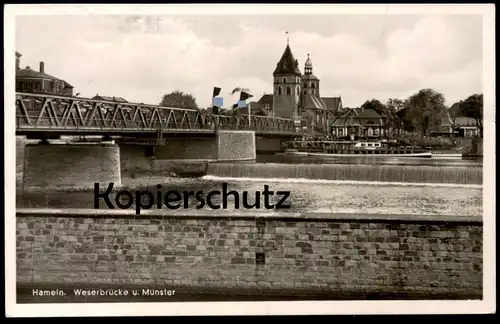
[207,162,482,185]
[256,153,483,167]
[17,174,483,217]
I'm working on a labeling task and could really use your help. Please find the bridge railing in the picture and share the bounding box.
[15,92,300,134]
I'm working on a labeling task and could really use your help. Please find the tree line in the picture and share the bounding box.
[359,89,483,137]
[158,89,484,137]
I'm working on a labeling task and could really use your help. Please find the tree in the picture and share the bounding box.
[160,91,198,110]
[405,88,448,136]
[395,107,416,133]
[386,98,407,112]
[386,98,411,133]
[361,99,402,135]
[360,99,386,115]
[460,93,483,137]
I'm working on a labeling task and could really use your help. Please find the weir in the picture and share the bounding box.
[206,163,483,185]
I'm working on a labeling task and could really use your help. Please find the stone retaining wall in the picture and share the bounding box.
[16,210,483,301]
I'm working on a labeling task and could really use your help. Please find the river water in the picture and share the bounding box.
[17,154,483,217]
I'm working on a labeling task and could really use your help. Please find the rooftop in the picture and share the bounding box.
[273,44,302,77]
[16,66,73,88]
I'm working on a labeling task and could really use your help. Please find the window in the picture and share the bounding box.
[303,83,308,88]
[286,86,291,95]
[277,86,282,95]
[283,77,286,83]
[304,90,307,94]
[265,104,270,109]
[311,83,315,89]
[296,86,299,94]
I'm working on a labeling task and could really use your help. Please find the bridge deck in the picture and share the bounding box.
[15,92,301,138]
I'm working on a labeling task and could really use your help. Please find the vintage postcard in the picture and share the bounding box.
[5,4,495,317]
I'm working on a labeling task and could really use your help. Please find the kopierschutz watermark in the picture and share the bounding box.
[94,182,291,215]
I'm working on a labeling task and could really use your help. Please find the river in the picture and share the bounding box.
[17,153,483,217]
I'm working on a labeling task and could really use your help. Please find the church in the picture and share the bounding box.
[250,41,344,135]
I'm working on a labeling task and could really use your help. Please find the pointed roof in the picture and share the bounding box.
[273,44,301,76]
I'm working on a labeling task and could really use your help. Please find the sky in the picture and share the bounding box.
[15,14,483,108]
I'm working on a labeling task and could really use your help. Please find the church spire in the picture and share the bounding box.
[273,36,301,77]
[304,53,313,75]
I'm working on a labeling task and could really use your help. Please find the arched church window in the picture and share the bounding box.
[296,86,300,94]
[311,83,315,89]
[304,90,307,94]
[303,83,308,88]
[286,86,291,96]
[283,77,287,83]
[278,86,282,95]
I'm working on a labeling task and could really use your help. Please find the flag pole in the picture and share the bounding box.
[248,101,251,127]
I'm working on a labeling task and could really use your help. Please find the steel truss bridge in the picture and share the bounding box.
[15,93,301,139]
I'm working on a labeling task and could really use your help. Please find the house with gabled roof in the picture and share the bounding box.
[331,107,387,139]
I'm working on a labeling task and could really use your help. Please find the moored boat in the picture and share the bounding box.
[283,141,433,158]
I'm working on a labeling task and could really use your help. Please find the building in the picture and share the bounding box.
[453,117,480,137]
[250,42,343,135]
[92,94,128,103]
[434,108,480,137]
[15,51,74,96]
[331,107,386,140]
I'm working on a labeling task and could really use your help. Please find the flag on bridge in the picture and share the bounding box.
[230,87,251,95]
[213,87,221,98]
[239,91,253,102]
[236,91,253,108]
[212,97,224,107]
[212,86,223,115]
[230,87,242,95]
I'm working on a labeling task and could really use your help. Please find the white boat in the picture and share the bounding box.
[305,151,433,158]
[284,141,433,158]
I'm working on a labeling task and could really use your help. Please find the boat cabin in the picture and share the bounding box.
[353,142,382,150]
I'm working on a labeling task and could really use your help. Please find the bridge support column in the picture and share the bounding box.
[22,142,121,191]
[154,130,256,162]
[216,130,256,161]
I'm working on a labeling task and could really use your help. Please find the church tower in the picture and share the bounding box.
[302,54,320,96]
[272,42,302,120]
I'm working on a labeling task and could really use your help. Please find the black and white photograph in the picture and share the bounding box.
[5,4,495,317]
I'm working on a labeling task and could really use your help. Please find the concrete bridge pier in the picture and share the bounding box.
[120,130,257,176]
[152,130,257,162]
[22,141,121,191]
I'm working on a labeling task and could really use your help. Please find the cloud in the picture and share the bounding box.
[15,14,482,108]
